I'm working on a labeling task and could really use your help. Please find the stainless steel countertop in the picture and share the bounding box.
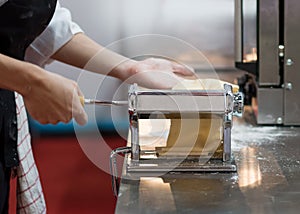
[115,111,300,214]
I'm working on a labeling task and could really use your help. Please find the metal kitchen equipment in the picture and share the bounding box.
[79,96,128,106]
[110,83,243,195]
[235,0,300,125]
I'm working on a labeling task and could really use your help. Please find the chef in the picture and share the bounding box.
[0,0,195,213]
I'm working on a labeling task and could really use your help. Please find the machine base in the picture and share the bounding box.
[126,158,237,173]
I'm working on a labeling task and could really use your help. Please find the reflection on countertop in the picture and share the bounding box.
[116,110,300,214]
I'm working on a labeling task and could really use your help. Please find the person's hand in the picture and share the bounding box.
[121,58,196,89]
[22,66,88,125]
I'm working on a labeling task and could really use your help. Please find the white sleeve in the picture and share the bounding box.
[24,2,83,66]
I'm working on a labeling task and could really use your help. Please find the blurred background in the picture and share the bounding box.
[31,0,236,135]
[30,0,238,213]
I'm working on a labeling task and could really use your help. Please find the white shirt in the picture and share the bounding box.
[0,0,7,7]
[25,1,83,66]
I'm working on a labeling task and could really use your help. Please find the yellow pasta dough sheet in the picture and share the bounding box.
[156,79,238,158]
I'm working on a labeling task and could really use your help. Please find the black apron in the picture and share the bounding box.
[0,0,57,212]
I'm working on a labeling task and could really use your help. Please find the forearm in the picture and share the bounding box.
[0,53,46,96]
[0,53,87,125]
[51,33,136,80]
[50,33,196,89]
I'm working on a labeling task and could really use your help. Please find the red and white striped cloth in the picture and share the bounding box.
[15,92,46,214]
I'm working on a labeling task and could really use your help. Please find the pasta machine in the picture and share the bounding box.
[110,83,243,195]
